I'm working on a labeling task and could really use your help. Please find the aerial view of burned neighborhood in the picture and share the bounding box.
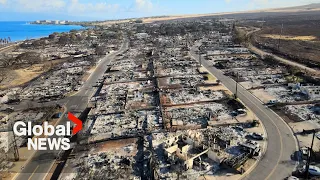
[0,2,320,180]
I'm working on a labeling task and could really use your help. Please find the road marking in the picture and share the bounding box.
[210,66,285,179]
[42,161,56,180]
[223,72,294,179]
[193,52,288,180]
[28,165,39,180]
[64,100,70,106]
[221,73,285,179]
[237,90,283,180]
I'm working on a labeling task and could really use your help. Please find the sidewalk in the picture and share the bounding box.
[3,107,67,180]
[3,147,36,180]
[198,63,268,180]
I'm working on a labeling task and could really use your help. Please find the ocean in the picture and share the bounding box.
[0,21,84,42]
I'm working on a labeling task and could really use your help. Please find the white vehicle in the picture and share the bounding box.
[287,176,299,180]
[246,140,260,148]
[237,109,247,116]
[309,165,320,176]
[90,97,96,102]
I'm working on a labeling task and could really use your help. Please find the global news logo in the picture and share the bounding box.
[12,112,82,151]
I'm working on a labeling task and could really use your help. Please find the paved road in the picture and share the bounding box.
[10,38,128,112]
[14,38,129,180]
[0,43,20,53]
[245,27,320,76]
[190,45,297,180]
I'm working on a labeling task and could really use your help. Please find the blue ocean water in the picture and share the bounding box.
[0,21,84,42]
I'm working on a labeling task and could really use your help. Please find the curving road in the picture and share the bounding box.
[13,38,129,180]
[245,27,320,76]
[190,44,297,180]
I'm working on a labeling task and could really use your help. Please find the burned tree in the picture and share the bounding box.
[58,34,70,45]
[95,46,106,55]
[0,69,7,83]
[15,52,42,66]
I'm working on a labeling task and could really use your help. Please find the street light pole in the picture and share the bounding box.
[235,82,238,99]
[306,130,316,179]
[199,46,202,66]
[235,72,239,99]
[9,120,19,161]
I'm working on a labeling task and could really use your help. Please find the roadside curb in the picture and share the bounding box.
[73,38,128,97]
[42,161,56,180]
[222,65,299,177]
[273,111,300,167]
[12,107,67,180]
[199,63,268,179]
[11,150,37,180]
[237,80,300,167]
[190,45,295,179]
[238,98,268,179]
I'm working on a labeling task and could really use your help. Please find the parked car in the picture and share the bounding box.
[286,176,299,180]
[230,109,247,117]
[232,125,244,132]
[230,111,238,117]
[266,99,279,106]
[300,147,309,160]
[246,140,260,148]
[302,165,320,176]
[237,109,247,116]
[250,132,264,140]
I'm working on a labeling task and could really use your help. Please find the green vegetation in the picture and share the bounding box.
[135,19,143,23]
[285,75,304,83]
[233,27,249,45]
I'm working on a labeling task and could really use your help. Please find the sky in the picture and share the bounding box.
[0,0,319,21]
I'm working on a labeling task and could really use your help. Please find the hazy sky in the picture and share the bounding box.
[0,0,319,21]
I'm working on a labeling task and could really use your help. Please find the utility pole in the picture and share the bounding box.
[305,130,316,179]
[12,129,19,161]
[277,23,283,50]
[199,45,202,66]
[9,120,19,161]
[235,72,239,99]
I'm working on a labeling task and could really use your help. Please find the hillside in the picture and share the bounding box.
[94,3,320,25]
